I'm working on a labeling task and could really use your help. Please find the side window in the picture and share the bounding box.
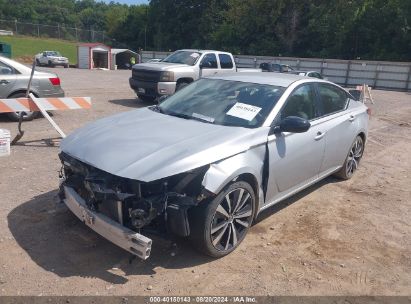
[310,72,322,79]
[318,84,348,116]
[201,53,217,69]
[218,54,233,69]
[281,65,290,72]
[272,64,281,72]
[0,62,14,75]
[281,84,317,120]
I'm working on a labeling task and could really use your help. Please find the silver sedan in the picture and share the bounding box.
[0,56,65,121]
[59,73,369,259]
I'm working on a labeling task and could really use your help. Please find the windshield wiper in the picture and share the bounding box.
[165,111,214,124]
[150,105,164,113]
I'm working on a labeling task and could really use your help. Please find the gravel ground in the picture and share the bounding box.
[0,68,410,296]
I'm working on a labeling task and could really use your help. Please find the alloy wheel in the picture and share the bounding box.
[210,187,253,251]
[346,136,364,177]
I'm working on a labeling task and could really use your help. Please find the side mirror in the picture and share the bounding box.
[271,116,311,134]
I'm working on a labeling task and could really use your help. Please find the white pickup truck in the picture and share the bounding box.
[129,49,259,101]
[35,51,69,68]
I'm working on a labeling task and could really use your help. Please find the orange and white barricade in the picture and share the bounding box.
[0,96,91,113]
[0,94,91,144]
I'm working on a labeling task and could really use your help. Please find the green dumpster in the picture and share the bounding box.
[0,42,12,58]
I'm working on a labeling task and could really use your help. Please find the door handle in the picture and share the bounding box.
[314,131,326,140]
[349,115,356,122]
[0,80,10,85]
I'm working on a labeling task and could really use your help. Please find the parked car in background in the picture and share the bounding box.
[35,51,69,68]
[0,56,65,121]
[129,49,259,101]
[60,72,368,260]
[259,62,294,73]
[288,70,323,79]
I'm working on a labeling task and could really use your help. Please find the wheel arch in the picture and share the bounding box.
[233,173,260,219]
[8,89,39,98]
[358,131,367,143]
[176,77,194,85]
[201,151,265,220]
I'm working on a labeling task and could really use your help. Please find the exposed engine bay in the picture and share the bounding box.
[58,152,212,242]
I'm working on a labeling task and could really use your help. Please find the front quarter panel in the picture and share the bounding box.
[201,144,266,209]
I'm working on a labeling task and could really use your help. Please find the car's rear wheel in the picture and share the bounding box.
[6,93,39,122]
[189,181,255,258]
[334,135,364,180]
[48,60,54,67]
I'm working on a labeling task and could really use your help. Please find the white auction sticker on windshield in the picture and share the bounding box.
[190,53,200,58]
[226,102,262,121]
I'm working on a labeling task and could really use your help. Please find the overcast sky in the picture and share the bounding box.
[102,0,148,5]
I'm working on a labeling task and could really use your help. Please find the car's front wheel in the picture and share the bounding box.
[189,181,255,258]
[334,135,364,180]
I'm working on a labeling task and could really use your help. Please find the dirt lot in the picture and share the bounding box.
[0,68,410,296]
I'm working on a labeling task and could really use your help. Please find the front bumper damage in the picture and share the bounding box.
[63,185,152,260]
[58,152,211,260]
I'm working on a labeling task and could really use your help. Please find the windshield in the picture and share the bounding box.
[162,51,201,66]
[48,51,61,57]
[155,78,285,128]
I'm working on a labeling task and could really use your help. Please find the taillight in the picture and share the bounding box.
[366,107,372,116]
[49,77,61,86]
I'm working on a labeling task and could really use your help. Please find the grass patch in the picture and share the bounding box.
[0,35,77,64]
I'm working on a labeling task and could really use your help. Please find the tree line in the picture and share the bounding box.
[0,0,410,61]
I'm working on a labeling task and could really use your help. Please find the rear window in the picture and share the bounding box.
[219,54,233,69]
[318,84,349,115]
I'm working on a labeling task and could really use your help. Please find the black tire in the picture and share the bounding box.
[64,64,69,69]
[334,135,364,180]
[48,60,54,67]
[137,94,155,102]
[6,93,39,122]
[175,82,189,92]
[189,181,256,258]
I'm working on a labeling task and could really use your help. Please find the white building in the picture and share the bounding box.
[77,43,111,69]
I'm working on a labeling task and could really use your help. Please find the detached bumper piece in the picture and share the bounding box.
[63,186,152,260]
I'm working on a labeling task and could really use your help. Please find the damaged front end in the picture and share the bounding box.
[58,152,212,260]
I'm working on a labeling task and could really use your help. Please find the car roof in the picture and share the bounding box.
[206,72,313,87]
[178,49,231,54]
[0,56,32,74]
[290,70,319,74]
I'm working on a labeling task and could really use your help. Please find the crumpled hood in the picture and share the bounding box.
[60,108,268,182]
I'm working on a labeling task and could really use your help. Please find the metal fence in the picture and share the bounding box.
[0,19,107,43]
[141,51,411,91]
